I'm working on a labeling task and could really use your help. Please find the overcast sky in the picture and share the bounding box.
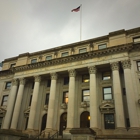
[0,0,140,62]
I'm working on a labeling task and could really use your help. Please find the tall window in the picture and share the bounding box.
[82,89,90,102]
[1,95,8,106]
[63,91,68,103]
[137,61,140,71]
[98,44,107,49]
[29,95,32,106]
[0,117,3,129]
[102,72,111,80]
[5,82,11,89]
[31,82,34,89]
[104,114,115,129]
[61,52,69,57]
[82,74,89,83]
[31,59,37,64]
[79,48,87,54]
[46,55,52,60]
[133,37,140,43]
[45,94,49,105]
[64,77,69,85]
[47,79,51,87]
[103,87,112,100]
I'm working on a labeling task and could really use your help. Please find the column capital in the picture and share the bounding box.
[34,75,41,82]
[110,62,119,71]
[121,59,131,69]
[51,73,58,80]
[12,79,18,86]
[88,66,96,74]
[19,78,26,85]
[68,69,76,77]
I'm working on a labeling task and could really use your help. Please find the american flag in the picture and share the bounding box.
[71,6,80,12]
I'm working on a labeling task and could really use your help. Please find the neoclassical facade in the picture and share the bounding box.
[0,27,140,139]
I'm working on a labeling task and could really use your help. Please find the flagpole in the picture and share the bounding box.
[80,4,82,41]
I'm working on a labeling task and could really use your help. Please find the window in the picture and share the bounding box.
[79,48,87,54]
[64,77,69,85]
[47,79,51,87]
[0,117,3,129]
[45,94,49,105]
[98,44,107,49]
[63,91,68,103]
[137,61,140,71]
[10,63,16,68]
[61,52,69,57]
[29,95,32,106]
[102,72,111,80]
[5,82,11,89]
[82,89,90,102]
[1,95,8,106]
[123,88,126,95]
[31,59,37,64]
[133,37,140,43]
[82,74,89,83]
[104,114,115,129]
[103,87,112,100]
[46,55,52,60]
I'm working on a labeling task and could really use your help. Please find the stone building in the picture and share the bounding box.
[0,27,140,140]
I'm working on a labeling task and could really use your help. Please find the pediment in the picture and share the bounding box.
[100,102,114,109]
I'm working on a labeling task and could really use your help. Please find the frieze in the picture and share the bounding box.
[0,43,137,75]
[121,59,131,69]
[110,62,119,71]
[88,66,96,74]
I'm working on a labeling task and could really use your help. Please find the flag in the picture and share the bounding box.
[71,6,80,12]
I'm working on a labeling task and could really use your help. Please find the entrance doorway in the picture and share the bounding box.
[80,111,90,128]
[41,114,47,132]
[59,112,67,135]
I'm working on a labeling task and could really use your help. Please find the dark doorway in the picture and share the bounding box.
[41,114,47,132]
[80,111,90,128]
[59,112,67,135]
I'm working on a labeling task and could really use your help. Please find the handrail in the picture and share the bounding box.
[48,131,58,140]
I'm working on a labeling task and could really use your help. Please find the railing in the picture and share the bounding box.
[48,131,59,140]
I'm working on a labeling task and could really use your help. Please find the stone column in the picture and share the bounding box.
[88,66,100,134]
[110,62,126,134]
[45,73,58,136]
[27,76,41,131]
[2,79,18,129]
[67,69,76,129]
[10,78,26,129]
[121,59,140,133]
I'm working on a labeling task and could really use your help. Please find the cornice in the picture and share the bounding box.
[0,43,139,74]
[0,70,14,76]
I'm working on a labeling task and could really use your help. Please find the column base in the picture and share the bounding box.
[23,129,39,137]
[90,127,102,135]
[128,127,140,134]
[63,128,72,139]
[40,128,58,138]
[114,127,127,134]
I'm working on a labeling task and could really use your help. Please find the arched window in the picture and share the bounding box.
[41,114,47,132]
[59,112,67,135]
[80,111,90,128]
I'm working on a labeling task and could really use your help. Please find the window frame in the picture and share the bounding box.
[98,44,107,49]
[61,52,69,57]
[31,59,37,64]
[5,82,11,89]
[104,113,115,129]
[82,89,90,102]
[46,55,52,60]
[102,71,111,80]
[137,61,140,71]
[103,87,112,100]
[63,91,68,103]
[82,74,89,83]
[1,95,8,106]
[79,48,87,54]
